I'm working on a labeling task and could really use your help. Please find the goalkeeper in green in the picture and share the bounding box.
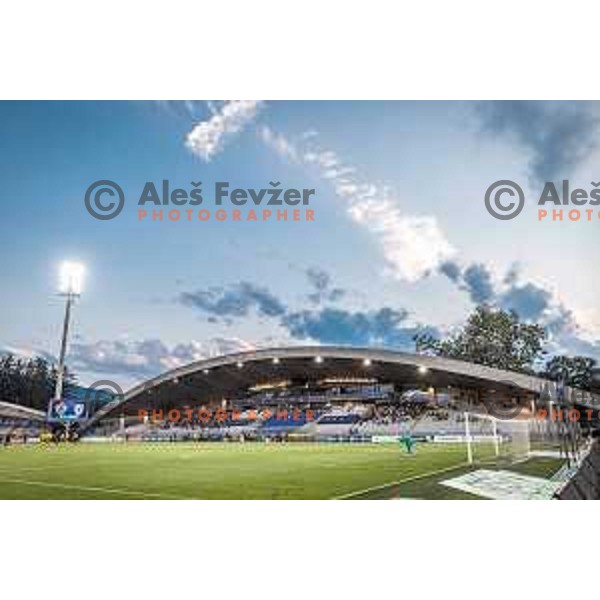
[399,433,416,454]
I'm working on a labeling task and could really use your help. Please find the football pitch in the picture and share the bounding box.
[0,442,563,500]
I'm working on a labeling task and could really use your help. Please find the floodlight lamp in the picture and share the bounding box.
[59,261,85,295]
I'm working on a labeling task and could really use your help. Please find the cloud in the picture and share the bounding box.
[477,101,599,184]
[68,337,255,381]
[2,338,256,386]
[440,261,496,305]
[183,106,600,362]
[179,281,287,321]
[461,263,496,305]
[186,101,263,161]
[440,260,550,319]
[281,307,435,349]
[499,283,552,322]
[439,261,462,283]
[259,126,455,282]
[178,277,433,351]
[439,260,600,361]
[542,306,600,361]
[0,345,55,362]
[305,267,345,304]
[257,112,598,359]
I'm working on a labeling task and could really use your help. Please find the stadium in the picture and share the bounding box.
[2,345,599,500]
[1,100,600,502]
[86,345,558,437]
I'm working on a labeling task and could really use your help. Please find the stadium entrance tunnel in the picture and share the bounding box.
[81,346,599,432]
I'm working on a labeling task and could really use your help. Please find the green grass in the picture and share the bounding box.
[505,457,564,479]
[352,456,566,499]
[0,442,560,500]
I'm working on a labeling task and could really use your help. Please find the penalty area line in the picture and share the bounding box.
[331,462,471,500]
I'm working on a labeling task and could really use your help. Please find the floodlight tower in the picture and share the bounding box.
[47,261,85,420]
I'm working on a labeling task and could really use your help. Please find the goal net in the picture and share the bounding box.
[467,413,531,465]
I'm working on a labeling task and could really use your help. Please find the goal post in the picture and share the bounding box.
[465,412,531,465]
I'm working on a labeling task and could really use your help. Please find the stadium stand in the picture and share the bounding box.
[0,400,46,443]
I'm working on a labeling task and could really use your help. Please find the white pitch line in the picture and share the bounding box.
[0,465,79,473]
[331,462,471,500]
[0,477,189,499]
[0,463,131,476]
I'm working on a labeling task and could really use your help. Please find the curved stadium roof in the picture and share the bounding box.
[0,401,46,421]
[86,346,582,427]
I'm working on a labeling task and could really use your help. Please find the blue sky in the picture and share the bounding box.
[1,100,599,388]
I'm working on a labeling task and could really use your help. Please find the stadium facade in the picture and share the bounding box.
[86,346,600,430]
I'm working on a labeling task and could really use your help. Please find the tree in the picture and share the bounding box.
[414,305,547,374]
[543,355,597,391]
[0,353,76,411]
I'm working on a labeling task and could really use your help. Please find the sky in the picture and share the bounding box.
[0,100,599,389]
